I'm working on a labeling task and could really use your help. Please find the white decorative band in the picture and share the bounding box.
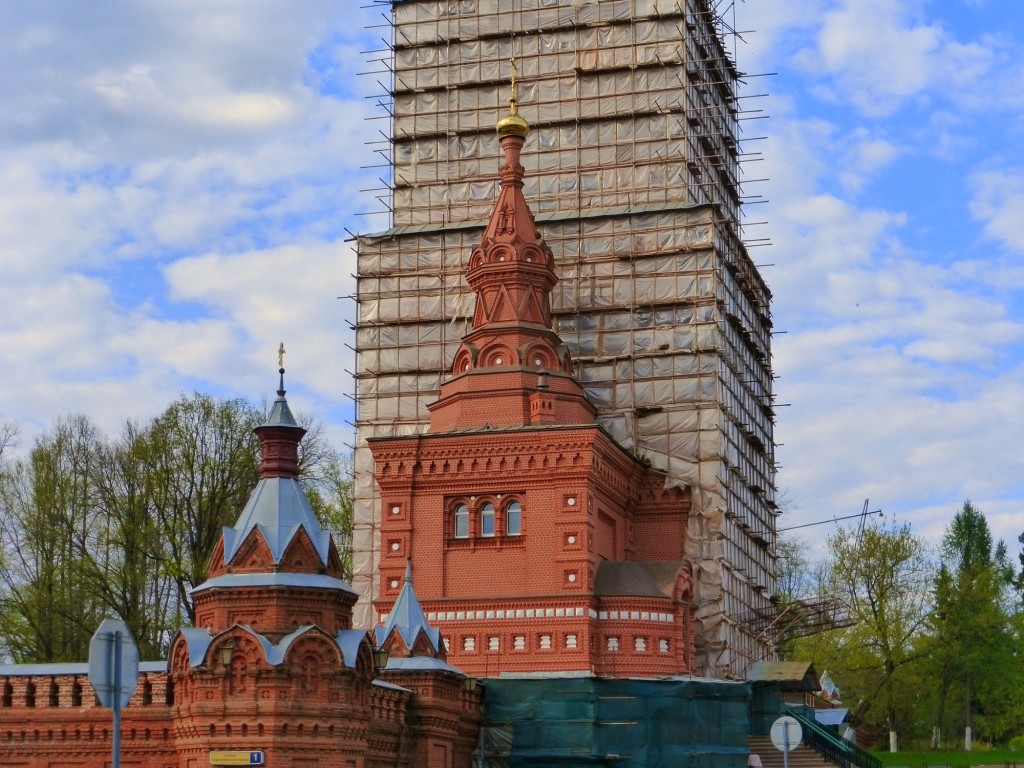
[425,607,586,621]
[599,611,675,622]
[380,608,676,623]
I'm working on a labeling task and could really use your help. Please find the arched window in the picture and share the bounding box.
[454,504,469,538]
[506,501,521,536]
[480,503,495,537]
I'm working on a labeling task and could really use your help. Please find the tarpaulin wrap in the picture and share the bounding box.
[477,676,752,768]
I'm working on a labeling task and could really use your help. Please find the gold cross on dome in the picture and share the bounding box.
[509,56,519,113]
[278,342,286,369]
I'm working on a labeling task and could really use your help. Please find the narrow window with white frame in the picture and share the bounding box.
[480,502,495,536]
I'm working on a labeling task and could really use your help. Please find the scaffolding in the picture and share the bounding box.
[353,0,776,678]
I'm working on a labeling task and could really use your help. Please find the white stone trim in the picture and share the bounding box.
[395,606,677,624]
[424,605,587,621]
[597,610,675,622]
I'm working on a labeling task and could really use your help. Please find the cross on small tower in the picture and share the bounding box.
[508,56,520,114]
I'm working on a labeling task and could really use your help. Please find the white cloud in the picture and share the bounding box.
[837,131,901,193]
[734,0,821,78]
[0,3,383,452]
[0,2,366,153]
[2,1,1023,567]
[162,242,358,399]
[753,55,1024,556]
[970,168,1024,253]
[789,0,996,116]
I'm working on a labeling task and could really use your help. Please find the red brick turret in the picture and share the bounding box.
[196,369,351,636]
[169,369,378,767]
[371,85,695,679]
[427,93,595,432]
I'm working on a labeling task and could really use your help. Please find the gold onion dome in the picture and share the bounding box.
[497,101,529,139]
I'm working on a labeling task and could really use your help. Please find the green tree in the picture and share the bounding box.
[776,535,815,603]
[86,421,179,658]
[798,520,932,751]
[0,421,16,460]
[145,393,262,624]
[771,534,827,660]
[0,393,354,662]
[304,449,354,580]
[0,416,105,662]
[1014,530,1024,607]
[927,501,1018,748]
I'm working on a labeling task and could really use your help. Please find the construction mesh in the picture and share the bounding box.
[475,676,751,768]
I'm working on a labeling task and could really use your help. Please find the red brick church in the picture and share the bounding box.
[0,88,693,767]
[369,88,695,680]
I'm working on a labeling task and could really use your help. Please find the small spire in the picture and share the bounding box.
[377,555,443,656]
[497,56,530,139]
[277,342,286,394]
[261,345,300,431]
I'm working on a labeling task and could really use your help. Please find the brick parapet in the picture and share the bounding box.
[0,669,176,768]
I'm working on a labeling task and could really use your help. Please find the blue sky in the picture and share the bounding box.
[1,1,1022,559]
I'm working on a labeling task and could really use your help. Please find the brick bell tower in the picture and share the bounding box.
[370,76,696,679]
[169,367,379,767]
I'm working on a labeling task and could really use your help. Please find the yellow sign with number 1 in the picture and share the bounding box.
[210,751,265,766]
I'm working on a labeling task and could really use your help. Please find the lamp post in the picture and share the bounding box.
[218,641,236,669]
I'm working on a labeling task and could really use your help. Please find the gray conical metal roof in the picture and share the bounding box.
[377,559,441,653]
[219,365,328,567]
[263,367,300,428]
[221,476,332,566]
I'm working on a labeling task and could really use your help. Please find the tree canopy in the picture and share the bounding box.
[927,502,1018,748]
[0,393,352,662]
[786,502,1024,750]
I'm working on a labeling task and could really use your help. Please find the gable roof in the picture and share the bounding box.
[746,660,821,691]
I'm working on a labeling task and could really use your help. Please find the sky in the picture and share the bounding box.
[1,1,1022,562]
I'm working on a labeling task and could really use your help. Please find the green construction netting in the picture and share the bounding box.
[475,677,751,768]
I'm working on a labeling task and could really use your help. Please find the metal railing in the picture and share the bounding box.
[784,708,882,768]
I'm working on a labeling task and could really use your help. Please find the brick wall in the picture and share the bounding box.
[0,667,478,768]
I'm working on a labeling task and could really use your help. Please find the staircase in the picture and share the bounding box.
[749,737,837,768]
